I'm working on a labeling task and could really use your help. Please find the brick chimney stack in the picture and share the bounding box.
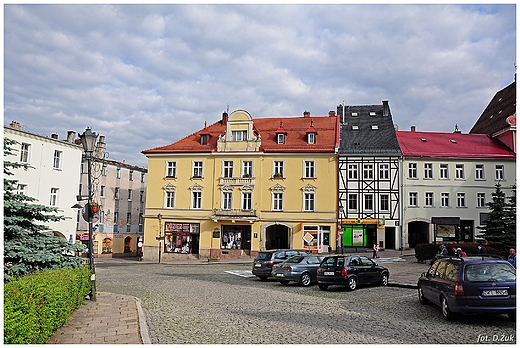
[383,100,389,117]
[303,111,310,117]
[221,112,228,125]
[329,111,336,117]
[67,131,75,143]
[10,121,21,130]
[411,126,416,132]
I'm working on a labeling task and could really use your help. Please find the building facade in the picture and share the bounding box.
[396,128,516,248]
[336,101,402,251]
[76,135,148,257]
[4,121,82,243]
[142,110,339,261]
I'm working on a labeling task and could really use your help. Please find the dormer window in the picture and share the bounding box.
[199,122,211,145]
[232,130,247,141]
[275,121,287,144]
[305,120,318,144]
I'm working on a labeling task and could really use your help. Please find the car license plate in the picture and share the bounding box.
[482,289,508,296]
[255,263,262,268]
[324,271,334,276]
[276,273,284,277]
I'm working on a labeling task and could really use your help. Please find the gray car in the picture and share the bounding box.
[271,254,325,286]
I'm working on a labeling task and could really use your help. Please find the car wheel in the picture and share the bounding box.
[257,275,268,281]
[380,273,388,286]
[299,273,312,287]
[441,295,455,321]
[347,277,357,291]
[418,286,430,305]
[318,284,328,290]
[279,280,290,285]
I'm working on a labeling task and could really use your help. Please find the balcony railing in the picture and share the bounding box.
[219,177,255,186]
[212,208,257,218]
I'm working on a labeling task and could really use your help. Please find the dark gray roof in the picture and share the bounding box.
[337,102,402,156]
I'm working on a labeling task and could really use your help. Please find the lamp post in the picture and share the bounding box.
[79,127,98,301]
[157,213,162,264]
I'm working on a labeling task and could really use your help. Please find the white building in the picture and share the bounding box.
[396,128,516,248]
[4,121,82,242]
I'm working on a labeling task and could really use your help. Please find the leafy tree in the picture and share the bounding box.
[477,181,516,252]
[4,138,85,282]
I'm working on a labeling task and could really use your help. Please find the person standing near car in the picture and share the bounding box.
[507,248,516,268]
[457,247,467,257]
[440,244,448,256]
[477,240,488,255]
[373,244,377,258]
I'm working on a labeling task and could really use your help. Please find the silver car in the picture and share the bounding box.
[271,254,325,286]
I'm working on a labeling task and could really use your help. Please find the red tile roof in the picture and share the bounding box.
[143,115,339,154]
[396,130,516,159]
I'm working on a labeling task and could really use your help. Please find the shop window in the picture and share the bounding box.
[164,222,199,253]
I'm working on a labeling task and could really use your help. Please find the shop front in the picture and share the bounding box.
[340,219,379,250]
[432,217,473,243]
[163,222,200,256]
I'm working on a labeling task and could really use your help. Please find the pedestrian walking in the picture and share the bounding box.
[477,240,488,255]
[373,244,378,258]
[507,248,516,268]
[457,247,467,257]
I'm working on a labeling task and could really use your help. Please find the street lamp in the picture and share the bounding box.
[79,127,98,301]
[157,213,162,264]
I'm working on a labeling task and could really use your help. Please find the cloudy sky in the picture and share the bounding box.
[4,4,516,167]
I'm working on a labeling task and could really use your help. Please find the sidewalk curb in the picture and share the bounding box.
[388,282,418,289]
[135,297,151,344]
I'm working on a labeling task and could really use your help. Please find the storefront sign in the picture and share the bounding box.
[341,218,378,225]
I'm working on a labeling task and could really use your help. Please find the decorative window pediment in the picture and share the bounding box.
[302,184,317,192]
[190,183,203,192]
[221,184,234,192]
[240,184,254,192]
[270,183,286,192]
[163,183,176,192]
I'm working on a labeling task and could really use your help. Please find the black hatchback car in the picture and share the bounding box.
[252,249,311,280]
[417,256,516,321]
[316,254,389,291]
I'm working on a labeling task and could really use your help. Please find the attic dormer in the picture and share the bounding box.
[305,120,318,144]
[216,110,261,152]
[275,121,288,144]
[199,122,212,145]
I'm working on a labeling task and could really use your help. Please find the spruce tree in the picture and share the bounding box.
[4,138,85,282]
[477,181,514,252]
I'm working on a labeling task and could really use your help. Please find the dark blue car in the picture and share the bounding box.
[417,256,516,321]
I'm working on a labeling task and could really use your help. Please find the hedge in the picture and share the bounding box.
[4,266,91,344]
[414,243,501,263]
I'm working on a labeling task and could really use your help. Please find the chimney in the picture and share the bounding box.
[51,133,59,139]
[221,112,228,125]
[453,124,461,133]
[382,100,389,117]
[94,135,106,159]
[10,121,21,130]
[303,111,310,118]
[329,110,336,117]
[67,131,75,143]
[411,126,416,132]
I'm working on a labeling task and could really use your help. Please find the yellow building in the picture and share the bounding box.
[141,110,339,261]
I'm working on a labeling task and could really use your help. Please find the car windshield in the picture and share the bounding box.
[256,252,273,261]
[284,256,305,264]
[464,263,516,282]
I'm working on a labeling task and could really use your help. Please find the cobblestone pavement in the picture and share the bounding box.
[95,256,516,345]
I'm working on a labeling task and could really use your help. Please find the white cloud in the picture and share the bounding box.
[4,4,516,167]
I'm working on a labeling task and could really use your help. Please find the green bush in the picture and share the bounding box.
[415,243,502,263]
[4,266,91,344]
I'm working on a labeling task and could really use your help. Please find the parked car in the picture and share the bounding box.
[417,256,516,321]
[271,254,325,286]
[316,254,389,291]
[252,249,311,280]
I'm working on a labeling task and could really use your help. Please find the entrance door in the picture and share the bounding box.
[408,221,429,247]
[265,225,289,250]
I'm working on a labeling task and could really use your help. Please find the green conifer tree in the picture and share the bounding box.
[4,138,85,282]
[477,181,515,252]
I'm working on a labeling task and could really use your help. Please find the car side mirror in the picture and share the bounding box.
[421,272,428,278]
